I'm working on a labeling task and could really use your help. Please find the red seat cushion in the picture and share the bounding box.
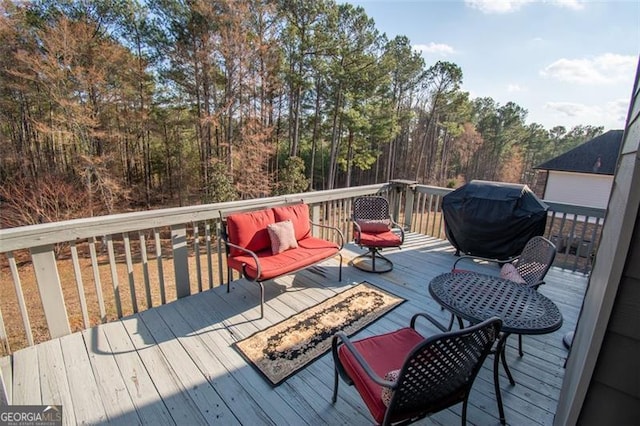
[338,327,425,424]
[272,203,311,241]
[358,230,402,248]
[227,236,339,281]
[226,209,275,257]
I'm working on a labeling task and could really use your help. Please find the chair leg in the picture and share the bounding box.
[332,364,339,404]
[494,334,508,425]
[456,315,464,330]
[338,253,343,282]
[518,334,524,357]
[461,398,468,425]
[258,281,264,319]
[447,313,455,331]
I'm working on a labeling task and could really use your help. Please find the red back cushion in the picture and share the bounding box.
[226,209,275,256]
[272,204,311,241]
[356,218,391,234]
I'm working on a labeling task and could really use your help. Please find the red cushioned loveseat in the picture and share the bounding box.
[220,203,344,317]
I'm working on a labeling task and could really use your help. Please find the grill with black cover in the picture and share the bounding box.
[442,180,548,260]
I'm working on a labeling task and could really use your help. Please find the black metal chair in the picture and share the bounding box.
[351,196,404,273]
[331,313,502,425]
[450,235,556,355]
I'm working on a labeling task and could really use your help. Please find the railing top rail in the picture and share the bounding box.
[282,183,390,205]
[543,201,606,218]
[411,184,606,217]
[0,182,605,253]
[0,183,389,252]
[414,185,453,197]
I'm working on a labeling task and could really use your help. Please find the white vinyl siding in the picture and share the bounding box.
[544,171,613,209]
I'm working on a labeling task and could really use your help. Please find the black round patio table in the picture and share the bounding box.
[429,272,563,425]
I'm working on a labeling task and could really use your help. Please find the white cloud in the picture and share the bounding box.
[541,59,606,84]
[507,83,526,93]
[541,54,637,84]
[465,0,532,14]
[465,0,585,13]
[545,101,591,117]
[545,99,629,128]
[463,0,524,13]
[414,42,456,56]
[551,0,585,10]
[607,98,632,122]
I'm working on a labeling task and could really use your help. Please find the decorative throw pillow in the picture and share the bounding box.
[356,218,391,234]
[381,369,400,407]
[500,263,526,284]
[267,220,298,254]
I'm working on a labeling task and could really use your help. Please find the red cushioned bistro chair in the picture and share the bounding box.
[450,235,556,355]
[331,313,501,425]
[351,196,404,273]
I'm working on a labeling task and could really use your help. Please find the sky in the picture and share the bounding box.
[347,0,639,131]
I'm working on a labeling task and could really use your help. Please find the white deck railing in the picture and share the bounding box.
[0,181,604,354]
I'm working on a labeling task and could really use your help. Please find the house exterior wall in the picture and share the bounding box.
[579,211,640,423]
[554,59,640,425]
[544,171,613,209]
[579,67,640,424]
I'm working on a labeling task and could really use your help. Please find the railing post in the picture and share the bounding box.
[388,181,402,222]
[30,245,71,338]
[403,183,418,231]
[390,180,418,229]
[171,224,191,298]
[0,306,9,355]
[0,366,8,405]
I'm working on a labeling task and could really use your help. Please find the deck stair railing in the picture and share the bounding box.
[0,181,604,354]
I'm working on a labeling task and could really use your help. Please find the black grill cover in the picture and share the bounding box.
[442,180,548,259]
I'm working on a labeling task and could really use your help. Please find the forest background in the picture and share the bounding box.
[0,0,605,229]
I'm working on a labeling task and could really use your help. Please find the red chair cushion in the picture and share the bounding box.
[338,327,425,424]
[356,218,391,233]
[272,203,311,241]
[227,236,339,281]
[358,230,402,248]
[226,209,275,257]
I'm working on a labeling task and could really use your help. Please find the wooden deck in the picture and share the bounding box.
[0,233,588,425]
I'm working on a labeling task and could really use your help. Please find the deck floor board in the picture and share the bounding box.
[4,234,587,425]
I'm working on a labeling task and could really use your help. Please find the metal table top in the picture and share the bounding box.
[429,272,563,335]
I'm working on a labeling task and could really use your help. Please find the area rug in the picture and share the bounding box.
[234,282,405,386]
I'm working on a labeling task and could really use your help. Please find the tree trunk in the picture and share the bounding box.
[327,82,343,190]
[309,80,322,190]
[346,128,353,187]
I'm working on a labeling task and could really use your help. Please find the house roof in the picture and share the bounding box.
[535,130,624,175]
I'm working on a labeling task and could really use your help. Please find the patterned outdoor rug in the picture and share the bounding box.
[234,282,405,386]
